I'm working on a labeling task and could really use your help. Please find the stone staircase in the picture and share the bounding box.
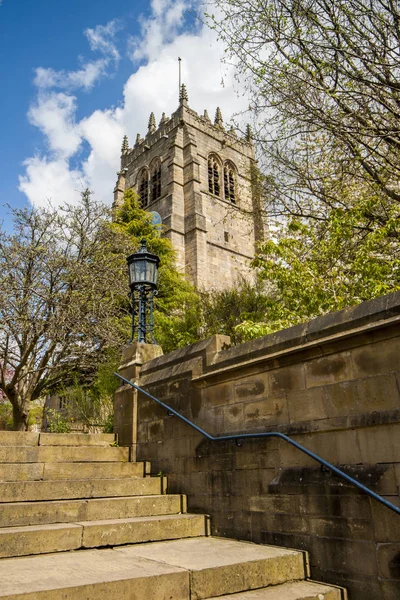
[0,431,346,599]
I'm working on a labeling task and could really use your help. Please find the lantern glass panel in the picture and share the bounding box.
[134,259,147,283]
[128,257,158,286]
[147,262,158,285]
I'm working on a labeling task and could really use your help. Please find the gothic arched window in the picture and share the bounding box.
[150,159,162,203]
[138,168,149,207]
[208,155,220,197]
[224,162,236,204]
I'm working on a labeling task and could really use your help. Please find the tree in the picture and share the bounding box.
[112,189,202,353]
[202,0,400,340]
[209,0,400,227]
[200,276,270,344]
[236,197,400,339]
[0,191,131,430]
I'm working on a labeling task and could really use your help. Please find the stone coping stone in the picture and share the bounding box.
[140,335,231,375]
[139,291,400,381]
[206,293,400,373]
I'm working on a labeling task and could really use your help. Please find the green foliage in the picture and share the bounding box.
[56,354,118,432]
[46,409,71,434]
[236,195,400,340]
[113,189,202,353]
[103,413,114,434]
[0,401,13,430]
[200,277,269,344]
[28,403,44,430]
[204,1,400,342]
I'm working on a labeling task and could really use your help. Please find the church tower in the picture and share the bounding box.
[113,85,264,290]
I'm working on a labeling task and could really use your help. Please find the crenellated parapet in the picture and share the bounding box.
[119,90,254,172]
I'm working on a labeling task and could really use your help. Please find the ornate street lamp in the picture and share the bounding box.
[127,239,160,344]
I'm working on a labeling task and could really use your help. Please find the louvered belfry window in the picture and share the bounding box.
[224,163,236,203]
[138,169,149,207]
[208,156,220,197]
[151,160,161,203]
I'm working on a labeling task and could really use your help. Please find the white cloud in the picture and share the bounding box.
[20,4,250,209]
[34,60,109,92]
[85,19,121,62]
[27,93,81,158]
[19,157,87,209]
[33,19,121,92]
[130,0,193,62]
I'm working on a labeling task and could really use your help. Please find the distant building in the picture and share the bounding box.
[113,85,265,290]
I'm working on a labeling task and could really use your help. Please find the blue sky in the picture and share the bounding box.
[0,0,248,232]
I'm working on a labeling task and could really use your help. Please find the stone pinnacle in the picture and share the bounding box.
[180,83,189,104]
[214,107,223,128]
[148,112,156,133]
[121,135,129,153]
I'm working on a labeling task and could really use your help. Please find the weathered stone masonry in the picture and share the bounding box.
[113,90,265,290]
[115,292,400,600]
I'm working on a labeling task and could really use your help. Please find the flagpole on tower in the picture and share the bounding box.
[178,57,182,100]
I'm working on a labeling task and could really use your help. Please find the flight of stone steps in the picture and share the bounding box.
[0,431,346,599]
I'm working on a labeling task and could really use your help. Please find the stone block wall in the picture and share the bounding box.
[131,292,400,600]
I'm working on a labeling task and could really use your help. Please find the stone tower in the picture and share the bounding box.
[113,86,264,290]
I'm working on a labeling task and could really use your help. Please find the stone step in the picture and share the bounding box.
[0,432,115,447]
[0,476,164,503]
[119,537,307,599]
[39,433,116,446]
[0,432,39,446]
[204,580,343,599]
[0,494,186,528]
[0,546,189,600]
[0,514,207,559]
[0,445,129,463]
[0,460,150,482]
[0,537,307,599]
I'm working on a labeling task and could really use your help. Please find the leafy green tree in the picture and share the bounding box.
[200,276,269,344]
[236,195,400,339]
[204,0,400,341]
[113,189,202,353]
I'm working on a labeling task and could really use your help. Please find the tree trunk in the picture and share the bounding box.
[11,402,29,431]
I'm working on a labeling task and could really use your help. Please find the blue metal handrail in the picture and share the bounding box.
[115,372,400,516]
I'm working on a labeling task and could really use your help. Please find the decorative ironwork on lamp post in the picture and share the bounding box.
[127,240,160,344]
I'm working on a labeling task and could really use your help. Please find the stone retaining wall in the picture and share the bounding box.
[131,292,400,600]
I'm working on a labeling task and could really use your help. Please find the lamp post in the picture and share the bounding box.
[126,239,160,344]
